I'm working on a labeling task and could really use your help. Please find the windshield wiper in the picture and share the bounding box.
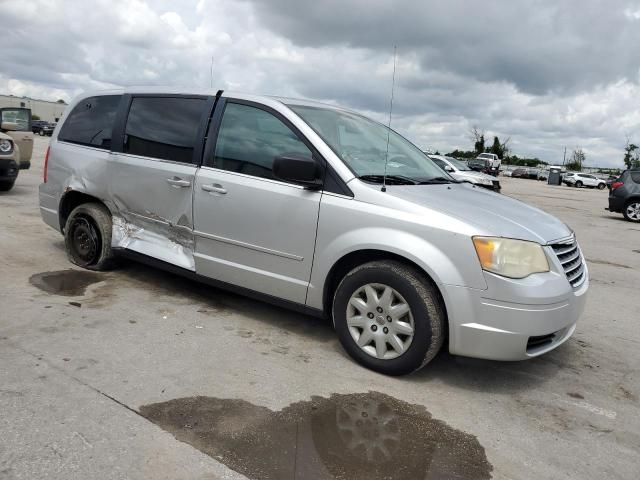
[417,177,459,185]
[358,175,419,185]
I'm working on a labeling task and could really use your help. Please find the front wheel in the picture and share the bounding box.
[575,181,583,188]
[598,183,606,190]
[64,203,116,270]
[623,200,640,223]
[332,260,445,375]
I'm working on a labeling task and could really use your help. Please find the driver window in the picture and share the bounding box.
[214,103,312,181]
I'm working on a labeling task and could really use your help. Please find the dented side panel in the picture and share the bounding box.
[108,153,197,270]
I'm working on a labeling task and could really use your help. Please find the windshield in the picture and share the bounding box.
[446,157,472,171]
[1,108,31,132]
[288,104,452,183]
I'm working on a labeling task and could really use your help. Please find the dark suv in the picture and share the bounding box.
[32,120,54,136]
[608,169,640,222]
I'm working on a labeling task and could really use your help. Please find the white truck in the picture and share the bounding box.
[468,153,501,176]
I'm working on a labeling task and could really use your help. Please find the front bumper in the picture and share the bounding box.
[442,250,588,361]
[0,158,19,181]
[474,180,501,192]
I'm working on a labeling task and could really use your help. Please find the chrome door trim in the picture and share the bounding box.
[193,230,304,261]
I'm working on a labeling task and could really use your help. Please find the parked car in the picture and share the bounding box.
[537,170,549,181]
[605,175,619,189]
[0,130,20,191]
[32,120,55,136]
[607,169,640,222]
[39,89,588,375]
[429,155,500,191]
[468,153,501,176]
[508,167,541,179]
[563,173,606,189]
[0,107,34,169]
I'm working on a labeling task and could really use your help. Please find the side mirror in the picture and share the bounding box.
[273,154,322,189]
[1,122,18,131]
[444,165,454,172]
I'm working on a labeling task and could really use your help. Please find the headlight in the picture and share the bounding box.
[473,236,549,278]
[0,139,13,154]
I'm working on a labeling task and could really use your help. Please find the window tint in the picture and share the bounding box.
[124,97,208,163]
[214,103,312,180]
[630,172,640,183]
[59,95,121,149]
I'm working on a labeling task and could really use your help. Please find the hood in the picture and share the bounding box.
[386,183,571,244]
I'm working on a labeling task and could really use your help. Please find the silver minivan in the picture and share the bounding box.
[39,88,588,375]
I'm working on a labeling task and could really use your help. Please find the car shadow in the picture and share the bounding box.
[114,260,579,392]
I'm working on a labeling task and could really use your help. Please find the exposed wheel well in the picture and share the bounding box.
[59,191,107,233]
[323,249,448,334]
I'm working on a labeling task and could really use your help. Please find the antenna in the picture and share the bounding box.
[381,46,397,193]
[210,56,214,89]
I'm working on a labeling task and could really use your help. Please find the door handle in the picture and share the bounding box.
[201,183,227,194]
[166,177,191,188]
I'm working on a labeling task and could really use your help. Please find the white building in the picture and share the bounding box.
[0,94,68,123]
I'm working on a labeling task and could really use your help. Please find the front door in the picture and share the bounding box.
[109,95,212,270]
[193,101,322,304]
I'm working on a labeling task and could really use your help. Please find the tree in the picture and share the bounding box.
[56,99,66,104]
[31,114,41,120]
[623,139,640,169]
[566,148,585,171]
[470,126,485,155]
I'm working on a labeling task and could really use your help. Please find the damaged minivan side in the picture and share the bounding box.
[39,88,588,375]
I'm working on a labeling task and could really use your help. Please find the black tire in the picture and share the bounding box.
[64,203,116,270]
[575,181,583,188]
[332,260,445,376]
[597,183,605,190]
[623,199,640,223]
[0,180,16,192]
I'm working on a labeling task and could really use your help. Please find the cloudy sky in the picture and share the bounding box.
[4,0,640,167]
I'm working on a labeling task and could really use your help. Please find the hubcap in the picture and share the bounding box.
[346,283,414,360]
[627,202,640,220]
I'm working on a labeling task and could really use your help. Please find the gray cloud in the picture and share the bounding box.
[2,0,640,167]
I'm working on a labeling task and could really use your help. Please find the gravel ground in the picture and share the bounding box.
[1,136,638,480]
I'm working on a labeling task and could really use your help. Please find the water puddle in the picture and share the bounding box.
[29,270,105,296]
[140,391,492,479]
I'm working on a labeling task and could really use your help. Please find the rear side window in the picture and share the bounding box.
[59,95,121,149]
[124,96,208,163]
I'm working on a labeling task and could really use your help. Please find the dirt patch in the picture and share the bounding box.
[586,259,631,269]
[140,391,492,480]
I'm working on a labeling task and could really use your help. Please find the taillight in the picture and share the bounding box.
[43,146,50,183]
[611,181,624,190]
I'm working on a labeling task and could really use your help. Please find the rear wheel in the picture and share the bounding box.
[623,200,640,223]
[332,260,444,376]
[0,180,16,192]
[64,203,116,270]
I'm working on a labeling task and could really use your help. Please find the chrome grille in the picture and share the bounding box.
[550,237,586,288]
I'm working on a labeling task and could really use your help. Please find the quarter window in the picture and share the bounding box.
[213,103,312,180]
[58,95,121,149]
[124,97,208,163]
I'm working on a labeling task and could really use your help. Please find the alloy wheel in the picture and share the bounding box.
[626,202,640,221]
